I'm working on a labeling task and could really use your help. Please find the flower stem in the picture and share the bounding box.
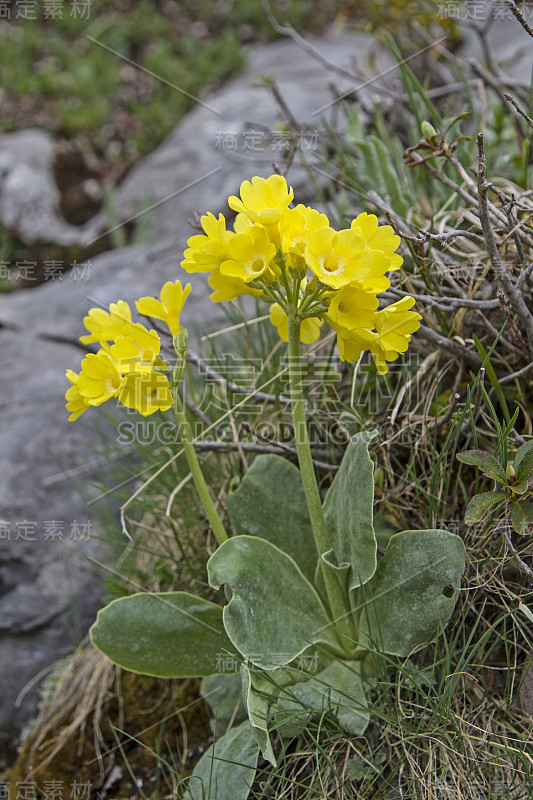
[287,305,350,633]
[173,392,228,547]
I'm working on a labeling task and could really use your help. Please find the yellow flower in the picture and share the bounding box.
[305,227,373,289]
[208,268,263,303]
[233,213,254,234]
[228,174,294,226]
[79,300,134,345]
[65,369,90,421]
[181,213,234,273]
[351,213,402,270]
[280,204,329,257]
[331,323,378,364]
[220,225,277,284]
[269,303,323,344]
[118,371,173,416]
[136,280,191,336]
[108,325,161,374]
[327,285,378,331]
[370,297,422,374]
[77,351,124,406]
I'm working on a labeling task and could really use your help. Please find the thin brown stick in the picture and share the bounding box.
[477,133,533,354]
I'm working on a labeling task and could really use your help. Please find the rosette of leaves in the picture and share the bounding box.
[457,441,533,535]
[90,433,465,799]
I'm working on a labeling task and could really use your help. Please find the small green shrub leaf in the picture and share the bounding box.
[515,440,533,470]
[464,490,506,523]
[511,500,533,535]
[184,719,259,800]
[90,592,233,677]
[208,536,340,669]
[456,450,506,483]
[516,449,533,493]
[358,530,466,656]
[323,431,378,590]
[227,454,317,582]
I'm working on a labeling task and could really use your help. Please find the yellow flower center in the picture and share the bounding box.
[108,376,121,392]
[251,258,264,273]
[324,255,339,273]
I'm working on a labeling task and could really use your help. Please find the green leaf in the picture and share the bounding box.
[516,449,533,494]
[464,490,506,524]
[90,592,234,678]
[275,659,369,737]
[456,450,507,483]
[184,720,259,800]
[323,432,378,590]
[358,530,466,656]
[241,664,277,766]
[511,500,533,535]
[208,536,340,670]
[201,672,247,738]
[515,440,533,470]
[227,454,317,582]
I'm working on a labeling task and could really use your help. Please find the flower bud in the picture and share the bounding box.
[421,120,437,141]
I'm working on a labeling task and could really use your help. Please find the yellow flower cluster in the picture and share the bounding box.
[180,175,421,373]
[65,281,190,420]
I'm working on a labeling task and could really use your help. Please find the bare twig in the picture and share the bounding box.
[517,262,533,291]
[505,530,533,585]
[505,0,533,38]
[504,92,533,128]
[499,361,533,384]
[193,439,338,472]
[477,132,533,354]
[260,0,359,82]
[187,348,292,406]
[418,324,483,369]
[384,287,500,311]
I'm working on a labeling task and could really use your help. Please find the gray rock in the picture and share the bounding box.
[0,129,102,247]
[0,247,227,763]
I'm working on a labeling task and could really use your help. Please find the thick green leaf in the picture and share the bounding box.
[201,672,247,738]
[511,500,533,535]
[227,454,317,582]
[516,449,533,493]
[208,536,340,669]
[323,431,378,590]
[241,665,277,766]
[456,450,506,483]
[358,530,466,656]
[275,659,369,737]
[465,490,506,524]
[90,592,234,678]
[184,720,259,800]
